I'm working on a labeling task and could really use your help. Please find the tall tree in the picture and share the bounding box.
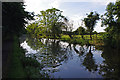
[93,31,98,39]
[2,2,34,37]
[83,12,99,40]
[37,8,64,39]
[101,1,120,49]
[101,1,120,41]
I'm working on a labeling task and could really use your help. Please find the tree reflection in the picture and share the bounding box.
[99,47,120,78]
[82,46,98,73]
[26,37,73,76]
[73,44,98,73]
[26,37,44,50]
[73,44,85,57]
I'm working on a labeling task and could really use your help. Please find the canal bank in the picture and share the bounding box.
[2,36,26,78]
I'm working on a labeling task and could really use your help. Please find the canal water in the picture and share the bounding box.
[20,37,119,78]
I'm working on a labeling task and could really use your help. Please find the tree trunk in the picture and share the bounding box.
[90,32,92,40]
[69,43,72,50]
[89,45,91,53]
[82,35,84,39]
[68,34,73,39]
[96,34,97,39]
[53,34,55,39]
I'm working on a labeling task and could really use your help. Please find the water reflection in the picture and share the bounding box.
[99,47,120,79]
[73,44,98,73]
[21,37,107,78]
[25,37,74,77]
[73,44,88,57]
[82,46,98,73]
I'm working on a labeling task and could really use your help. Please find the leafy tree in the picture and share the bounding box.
[37,8,64,39]
[101,1,120,48]
[93,31,98,39]
[83,12,99,40]
[2,2,34,38]
[26,22,46,38]
[75,26,85,39]
[101,1,120,35]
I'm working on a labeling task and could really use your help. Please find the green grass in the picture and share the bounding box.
[7,36,26,78]
[60,34,104,46]
[73,34,103,40]
[30,34,104,46]
[7,36,45,78]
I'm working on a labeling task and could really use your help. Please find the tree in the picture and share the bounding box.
[26,22,47,38]
[101,1,120,49]
[2,2,34,37]
[75,26,85,39]
[101,1,120,48]
[93,31,98,39]
[37,8,65,39]
[83,12,99,40]
[101,1,120,35]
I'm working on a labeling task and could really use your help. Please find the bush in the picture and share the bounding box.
[25,66,42,78]
[103,34,117,48]
[22,57,43,68]
[69,38,90,46]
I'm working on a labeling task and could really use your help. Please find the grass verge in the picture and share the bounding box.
[6,35,47,78]
[7,36,26,78]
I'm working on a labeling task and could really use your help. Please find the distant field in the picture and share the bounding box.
[61,34,104,45]
[61,34,103,40]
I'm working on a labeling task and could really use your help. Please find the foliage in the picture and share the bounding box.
[2,2,34,37]
[74,26,86,39]
[101,1,120,48]
[26,22,46,38]
[92,31,97,34]
[83,12,100,40]
[7,36,26,78]
[101,2,120,35]
[70,38,89,46]
[99,47,120,78]
[36,8,65,38]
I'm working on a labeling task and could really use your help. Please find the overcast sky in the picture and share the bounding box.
[23,0,116,32]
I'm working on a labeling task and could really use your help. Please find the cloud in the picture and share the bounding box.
[49,0,63,8]
[94,21,106,32]
[24,0,114,32]
[54,0,116,6]
[24,0,53,14]
[68,15,85,30]
[24,0,115,13]
[62,0,115,3]
[24,0,64,15]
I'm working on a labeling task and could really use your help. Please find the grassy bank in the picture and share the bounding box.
[60,34,104,46]
[7,36,26,78]
[5,35,45,78]
[33,34,104,46]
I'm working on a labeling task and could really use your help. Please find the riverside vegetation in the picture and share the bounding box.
[2,1,120,79]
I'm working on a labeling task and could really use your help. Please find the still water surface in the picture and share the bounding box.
[20,37,119,78]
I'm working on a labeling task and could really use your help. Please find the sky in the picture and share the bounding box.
[23,0,116,32]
